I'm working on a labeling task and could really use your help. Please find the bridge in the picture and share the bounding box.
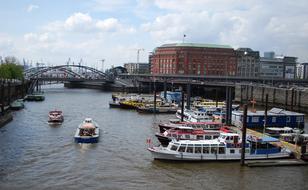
[24,64,113,82]
[119,73,308,87]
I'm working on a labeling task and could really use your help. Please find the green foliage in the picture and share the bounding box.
[0,56,24,80]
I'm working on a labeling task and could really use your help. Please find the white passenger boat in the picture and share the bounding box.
[176,109,213,122]
[148,133,291,161]
[74,118,99,143]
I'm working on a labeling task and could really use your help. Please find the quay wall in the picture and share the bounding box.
[235,84,308,113]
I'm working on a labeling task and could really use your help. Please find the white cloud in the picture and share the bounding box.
[27,4,39,13]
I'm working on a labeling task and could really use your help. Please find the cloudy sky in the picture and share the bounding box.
[0,0,308,69]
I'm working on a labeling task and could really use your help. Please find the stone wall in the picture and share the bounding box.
[235,84,308,113]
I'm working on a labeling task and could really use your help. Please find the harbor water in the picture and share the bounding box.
[1,85,308,190]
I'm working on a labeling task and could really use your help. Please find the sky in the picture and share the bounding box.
[0,0,308,69]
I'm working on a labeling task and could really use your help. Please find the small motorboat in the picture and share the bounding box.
[74,118,99,143]
[48,110,64,124]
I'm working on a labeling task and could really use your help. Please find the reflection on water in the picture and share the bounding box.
[0,85,308,190]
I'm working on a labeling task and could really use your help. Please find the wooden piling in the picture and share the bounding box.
[241,104,248,166]
[186,83,191,110]
[181,90,184,122]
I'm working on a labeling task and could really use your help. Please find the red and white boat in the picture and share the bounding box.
[48,110,64,124]
[158,121,223,133]
[155,126,222,147]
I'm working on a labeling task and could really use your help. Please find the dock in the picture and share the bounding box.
[230,126,303,159]
[245,159,308,167]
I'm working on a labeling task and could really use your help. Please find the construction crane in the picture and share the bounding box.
[101,59,105,72]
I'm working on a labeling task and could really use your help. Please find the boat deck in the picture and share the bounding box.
[229,126,302,159]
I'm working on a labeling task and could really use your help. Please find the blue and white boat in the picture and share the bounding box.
[148,133,291,161]
[232,108,305,129]
[74,118,99,143]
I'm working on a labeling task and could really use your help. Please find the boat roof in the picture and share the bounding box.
[248,135,280,142]
[173,139,222,145]
[232,107,305,116]
[266,127,293,131]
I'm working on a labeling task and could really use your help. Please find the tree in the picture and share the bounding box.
[0,56,24,80]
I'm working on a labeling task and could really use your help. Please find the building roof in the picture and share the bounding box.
[160,43,233,49]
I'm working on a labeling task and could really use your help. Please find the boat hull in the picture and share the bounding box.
[155,133,172,146]
[109,101,121,108]
[148,147,291,161]
[74,136,99,143]
[74,128,99,144]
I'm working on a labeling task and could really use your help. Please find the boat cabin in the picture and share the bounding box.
[232,108,305,129]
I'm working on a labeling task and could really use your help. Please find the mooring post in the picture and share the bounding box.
[181,90,185,122]
[186,82,191,110]
[163,79,167,101]
[228,87,233,125]
[263,94,268,135]
[154,80,157,114]
[285,89,288,110]
[241,104,248,166]
[215,88,219,108]
[225,86,230,125]
[291,88,294,111]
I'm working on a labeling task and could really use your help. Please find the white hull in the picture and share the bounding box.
[148,147,290,161]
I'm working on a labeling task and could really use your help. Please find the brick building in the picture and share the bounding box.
[150,43,237,76]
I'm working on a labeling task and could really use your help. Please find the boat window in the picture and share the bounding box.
[272,117,276,123]
[286,116,291,122]
[186,145,194,153]
[214,135,219,139]
[211,147,218,154]
[178,145,186,152]
[230,149,235,154]
[171,145,178,151]
[203,147,210,154]
[226,137,230,140]
[204,136,211,140]
[252,117,259,123]
[195,147,201,154]
[296,116,303,122]
[245,149,250,153]
[218,147,225,154]
[185,135,190,139]
[172,134,177,138]
[197,135,203,140]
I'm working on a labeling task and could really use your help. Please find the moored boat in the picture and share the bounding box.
[48,110,64,124]
[158,121,223,133]
[155,126,221,147]
[25,93,45,101]
[74,118,99,143]
[148,133,291,161]
[10,99,24,110]
[137,103,178,114]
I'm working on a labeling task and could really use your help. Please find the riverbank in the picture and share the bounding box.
[0,112,13,127]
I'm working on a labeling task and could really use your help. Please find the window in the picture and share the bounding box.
[171,145,178,151]
[186,146,194,153]
[218,147,225,154]
[211,146,218,154]
[252,117,259,123]
[205,136,211,140]
[230,149,235,154]
[195,145,202,154]
[296,116,303,122]
[272,117,276,123]
[197,135,203,140]
[286,116,291,122]
[203,147,210,154]
[185,135,190,139]
[178,145,186,152]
